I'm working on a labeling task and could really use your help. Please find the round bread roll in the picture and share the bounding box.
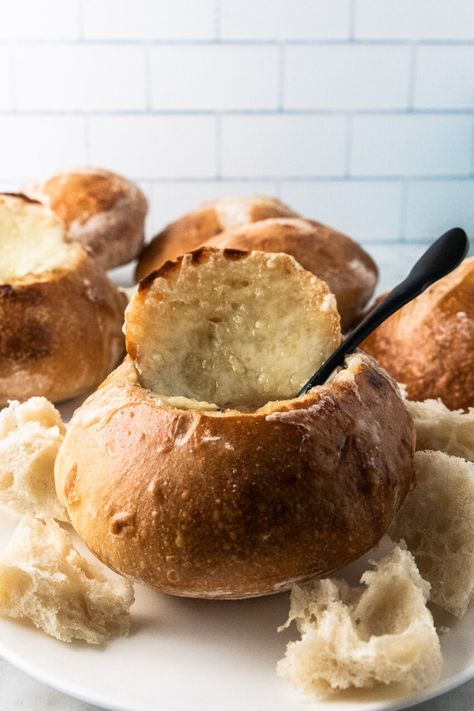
[0,193,126,405]
[206,218,378,331]
[55,248,414,599]
[24,168,147,270]
[362,257,474,410]
[135,195,297,281]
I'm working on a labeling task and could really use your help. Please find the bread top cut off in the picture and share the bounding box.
[0,193,79,281]
[125,247,342,410]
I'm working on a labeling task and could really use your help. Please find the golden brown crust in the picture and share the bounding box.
[24,168,148,270]
[55,353,414,599]
[206,218,378,331]
[0,248,126,405]
[135,195,297,281]
[362,258,474,410]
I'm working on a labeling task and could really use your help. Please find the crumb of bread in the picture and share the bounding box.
[277,547,441,695]
[0,515,134,644]
[0,398,68,521]
[404,397,474,462]
[390,450,474,618]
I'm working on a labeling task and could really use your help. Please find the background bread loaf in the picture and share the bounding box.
[25,168,147,271]
[363,258,474,410]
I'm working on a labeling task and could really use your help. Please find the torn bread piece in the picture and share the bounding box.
[404,398,474,462]
[277,547,441,695]
[390,450,474,617]
[0,398,68,521]
[0,515,134,644]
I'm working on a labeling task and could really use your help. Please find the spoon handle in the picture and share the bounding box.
[298,227,469,395]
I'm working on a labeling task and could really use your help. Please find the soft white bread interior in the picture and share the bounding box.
[0,193,75,280]
[0,515,134,644]
[126,248,341,410]
[0,398,68,521]
[277,547,441,695]
[390,450,474,618]
[405,397,474,462]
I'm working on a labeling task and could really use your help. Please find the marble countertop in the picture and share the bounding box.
[2,244,473,710]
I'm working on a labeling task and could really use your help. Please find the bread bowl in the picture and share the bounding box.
[362,257,474,410]
[24,168,147,270]
[206,218,378,330]
[0,193,126,405]
[135,195,297,282]
[55,248,414,599]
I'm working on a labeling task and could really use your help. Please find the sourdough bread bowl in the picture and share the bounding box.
[135,195,297,282]
[24,168,147,270]
[363,257,474,410]
[0,193,126,405]
[55,248,414,599]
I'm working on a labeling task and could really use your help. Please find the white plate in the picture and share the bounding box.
[1,260,473,711]
[1,501,473,711]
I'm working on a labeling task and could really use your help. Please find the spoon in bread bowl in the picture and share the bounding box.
[299,227,469,394]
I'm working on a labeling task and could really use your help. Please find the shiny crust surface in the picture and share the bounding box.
[55,354,414,599]
[362,258,474,410]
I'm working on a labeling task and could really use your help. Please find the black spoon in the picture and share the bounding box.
[298,227,469,396]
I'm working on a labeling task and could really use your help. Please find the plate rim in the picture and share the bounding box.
[1,629,473,711]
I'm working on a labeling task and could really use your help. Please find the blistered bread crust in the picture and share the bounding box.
[206,218,378,330]
[0,247,126,405]
[55,353,414,599]
[25,168,148,270]
[363,258,474,410]
[135,195,297,281]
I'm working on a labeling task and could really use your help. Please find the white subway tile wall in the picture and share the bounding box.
[0,0,472,245]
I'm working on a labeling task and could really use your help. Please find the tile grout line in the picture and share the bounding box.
[349,0,357,40]
[77,0,84,41]
[214,0,221,41]
[407,42,417,111]
[277,42,285,111]
[2,38,474,47]
[215,113,222,179]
